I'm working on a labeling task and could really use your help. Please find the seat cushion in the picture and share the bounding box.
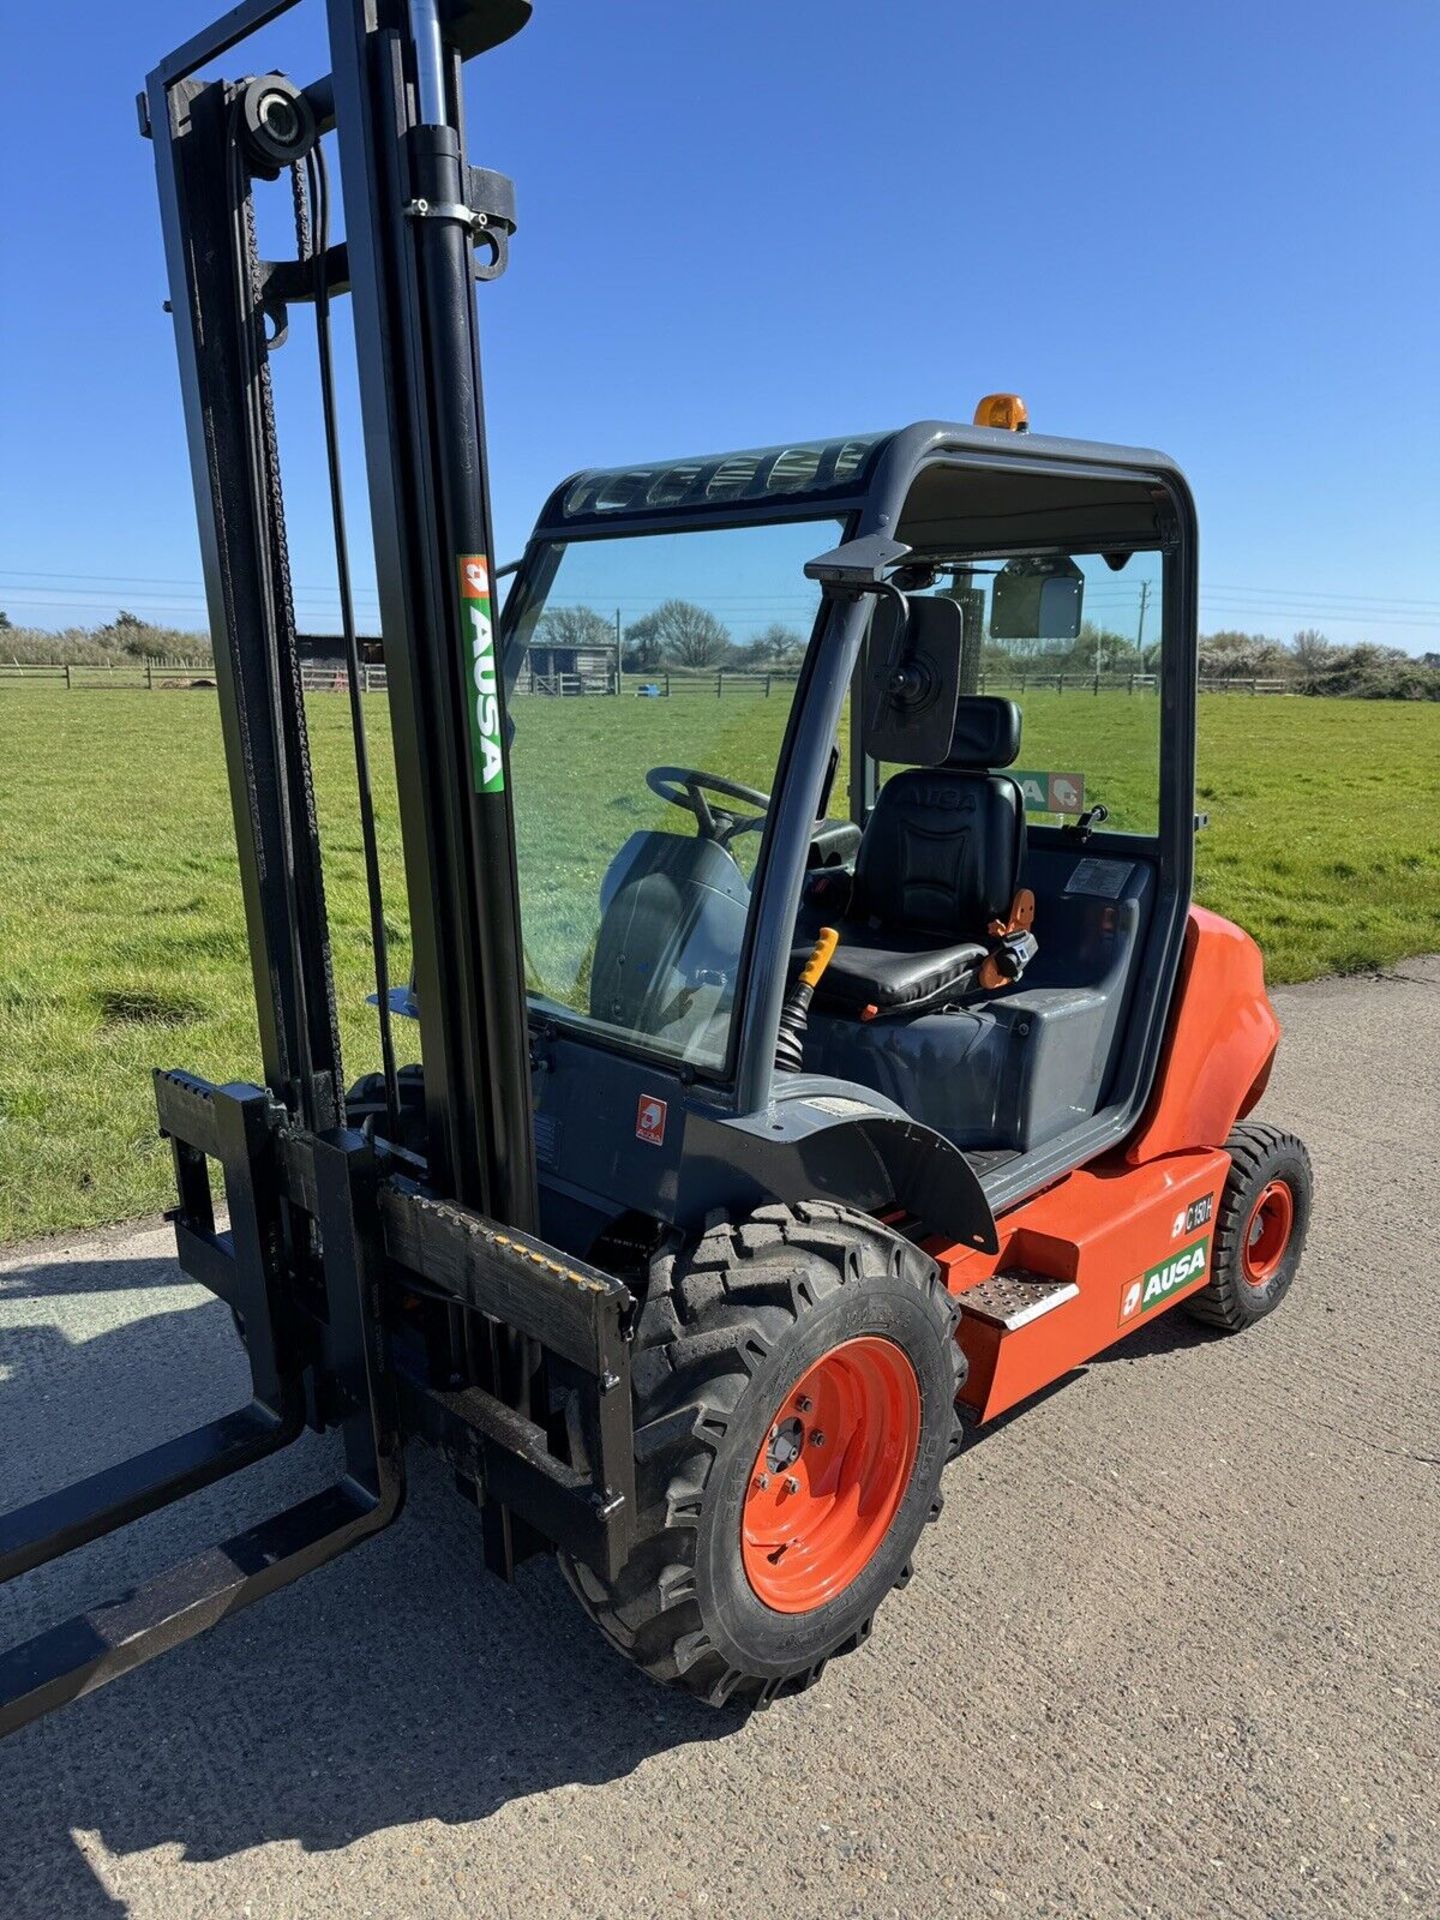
[794,919,987,1014]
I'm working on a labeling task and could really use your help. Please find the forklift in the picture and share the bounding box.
[0,0,1311,1727]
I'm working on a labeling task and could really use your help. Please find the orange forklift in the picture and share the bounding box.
[0,0,1310,1729]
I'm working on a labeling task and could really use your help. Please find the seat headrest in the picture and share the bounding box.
[945,696,1022,769]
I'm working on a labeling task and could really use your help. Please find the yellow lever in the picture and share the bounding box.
[799,926,840,991]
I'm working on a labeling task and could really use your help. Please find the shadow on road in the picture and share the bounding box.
[1,1456,736,1916]
[0,1259,736,1919]
[0,1243,1222,1917]
[0,1249,186,1301]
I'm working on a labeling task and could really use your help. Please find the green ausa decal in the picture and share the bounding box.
[459,554,505,793]
[1118,1235,1210,1327]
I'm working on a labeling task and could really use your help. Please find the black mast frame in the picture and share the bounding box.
[0,0,634,1742]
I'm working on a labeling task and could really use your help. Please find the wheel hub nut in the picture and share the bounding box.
[810,1430,825,1447]
[783,1475,800,1494]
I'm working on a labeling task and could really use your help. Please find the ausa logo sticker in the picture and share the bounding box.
[1119,1235,1210,1327]
[458,554,505,794]
[635,1095,668,1146]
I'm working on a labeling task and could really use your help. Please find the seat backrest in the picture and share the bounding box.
[851,696,1025,936]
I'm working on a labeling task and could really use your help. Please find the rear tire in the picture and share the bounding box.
[1185,1122,1311,1332]
[559,1201,963,1708]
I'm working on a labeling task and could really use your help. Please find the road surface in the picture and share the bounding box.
[2,960,1437,1919]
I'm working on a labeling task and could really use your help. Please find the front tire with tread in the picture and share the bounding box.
[559,1201,963,1708]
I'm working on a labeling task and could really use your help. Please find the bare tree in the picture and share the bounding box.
[749,621,804,666]
[648,598,731,669]
[1290,628,1334,689]
[623,611,664,672]
[535,604,614,651]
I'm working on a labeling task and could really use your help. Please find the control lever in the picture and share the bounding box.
[775,927,839,1072]
[1065,803,1109,842]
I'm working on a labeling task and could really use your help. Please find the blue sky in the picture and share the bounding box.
[2,0,1437,649]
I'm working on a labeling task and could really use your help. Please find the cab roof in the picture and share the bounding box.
[534,420,1186,542]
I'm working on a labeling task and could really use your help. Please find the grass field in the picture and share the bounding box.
[2,685,1438,1243]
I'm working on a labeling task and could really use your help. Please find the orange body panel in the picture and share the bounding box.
[928,906,1277,1420]
[934,1148,1231,1419]
[1125,905,1279,1164]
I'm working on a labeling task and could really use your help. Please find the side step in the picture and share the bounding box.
[954,1268,1082,1422]
[957,1270,1079,1330]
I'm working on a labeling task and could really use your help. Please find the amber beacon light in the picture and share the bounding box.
[973,393,1030,432]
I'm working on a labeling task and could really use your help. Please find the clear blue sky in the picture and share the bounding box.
[2,0,1437,649]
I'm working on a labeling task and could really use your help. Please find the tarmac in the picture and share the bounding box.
[1,958,1436,1918]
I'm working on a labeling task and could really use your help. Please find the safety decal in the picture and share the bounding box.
[636,1095,668,1146]
[458,554,505,794]
[1118,1235,1210,1327]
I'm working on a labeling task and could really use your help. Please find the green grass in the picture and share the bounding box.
[1,686,1438,1243]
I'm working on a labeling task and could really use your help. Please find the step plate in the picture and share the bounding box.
[957,1271,1079,1331]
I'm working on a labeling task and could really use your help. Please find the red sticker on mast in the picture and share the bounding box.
[458,553,504,793]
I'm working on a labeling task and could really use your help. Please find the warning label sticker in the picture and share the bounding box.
[1065,858,1133,899]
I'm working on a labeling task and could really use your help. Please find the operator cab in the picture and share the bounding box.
[500,416,1195,1237]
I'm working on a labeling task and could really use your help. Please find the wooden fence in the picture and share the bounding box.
[1,661,1294,699]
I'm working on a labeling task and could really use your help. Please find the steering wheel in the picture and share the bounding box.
[646,766,772,850]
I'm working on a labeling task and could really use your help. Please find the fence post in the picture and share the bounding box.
[65,663,72,690]
[147,662,154,691]
[1252,677,1258,695]
[716,669,723,699]
[1020,672,1027,695]
[1093,669,1101,696]
[664,672,670,698]
[1056,674,1064,696]
[764,673,771,698]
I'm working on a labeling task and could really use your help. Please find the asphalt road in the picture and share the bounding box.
[2,961,1437,1920]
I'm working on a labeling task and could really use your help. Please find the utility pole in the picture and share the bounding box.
[1136,578,1150,659]
[614,607,622,694]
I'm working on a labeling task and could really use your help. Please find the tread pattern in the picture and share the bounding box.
[1185,1122,1311,1331]
[560,1201,964,1708]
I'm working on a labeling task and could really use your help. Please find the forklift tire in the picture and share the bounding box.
[559,1201,964,1709]
[1184,1123,1312,1332]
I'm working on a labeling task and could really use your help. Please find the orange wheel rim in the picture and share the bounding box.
[741,1336,922,1614]
[1242,1180,1294,1287]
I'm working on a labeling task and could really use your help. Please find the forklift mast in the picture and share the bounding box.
[0,0,638,1739]
[146,0,539,1224]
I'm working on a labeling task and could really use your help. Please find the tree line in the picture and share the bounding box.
[986,619,1440,700]
[6,605,1439,700]
[531,601,803,675]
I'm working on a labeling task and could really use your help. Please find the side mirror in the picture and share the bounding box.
[990,556,1085,642]
[861,594,963,767]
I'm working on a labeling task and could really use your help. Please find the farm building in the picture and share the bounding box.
[515,638,618,695]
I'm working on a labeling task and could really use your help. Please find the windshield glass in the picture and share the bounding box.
[502,517,838,1068]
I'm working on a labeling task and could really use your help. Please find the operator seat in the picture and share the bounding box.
[801,696,1027,1016]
